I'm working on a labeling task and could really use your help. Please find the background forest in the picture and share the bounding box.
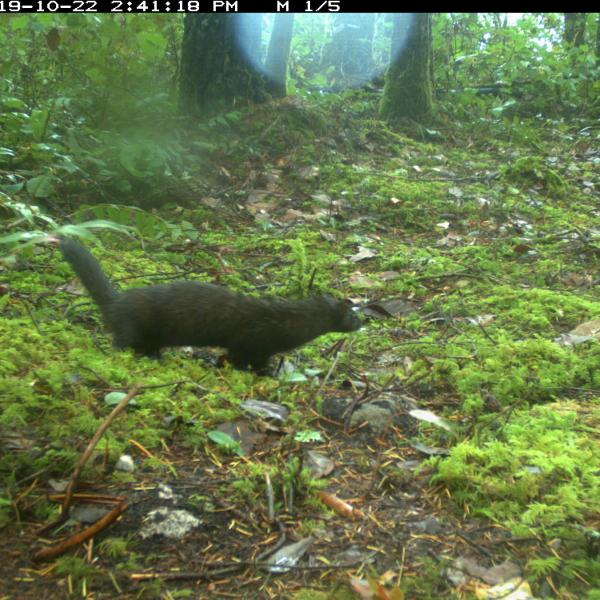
[1,12,600,600]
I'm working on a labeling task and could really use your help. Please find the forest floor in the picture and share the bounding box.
[1,92,600,599]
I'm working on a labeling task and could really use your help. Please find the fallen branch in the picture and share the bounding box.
[33,499,128,562]
[62,384,140,514]
[36,384,139,535]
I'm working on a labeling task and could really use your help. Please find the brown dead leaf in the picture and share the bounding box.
[320,230,337,242]
[379,271,401,281]
[436,233,462,247]
[572,319,600,337]
[513,243,533,255]
[200,197,220,208]
[246,190,269,204]
[363,299,417,319]
[281,209,308,223]
[349,273,379,288]
[298,165,320,179]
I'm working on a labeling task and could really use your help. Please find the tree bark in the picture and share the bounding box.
[380,13,433,122]
[564,13,586,47]
[265,14,295,97]
[180,14,269,119]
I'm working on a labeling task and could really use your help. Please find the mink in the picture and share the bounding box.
[58,238,361,371]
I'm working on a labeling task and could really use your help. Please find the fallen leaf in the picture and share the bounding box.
[319,230,337,242]
[475,577,534,600]
[409,409,453,432]
[349,246,377,262]
[379,271,401,281]
[298,166,320,179]
[306,450,335,479]
[200,197,220,208]
[569,318,600,337]
[436,233,462,247]
[363,299,418,319]
[310,193,331,204]
[513,243,533,255]
[265,537,314,573]
[349,273,379,288]
[281,209,309,223]
[411,441,450,456]
[241,400,289,422]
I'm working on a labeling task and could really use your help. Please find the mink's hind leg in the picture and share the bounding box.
[228,351,271,374]
[112,326,162,359]
[135,347,162,359]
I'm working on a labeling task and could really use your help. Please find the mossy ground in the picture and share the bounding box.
[1,92,600,598]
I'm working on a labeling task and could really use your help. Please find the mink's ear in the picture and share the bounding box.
[343,298,361,311]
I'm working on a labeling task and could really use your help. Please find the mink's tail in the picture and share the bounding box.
[59,238,118,309]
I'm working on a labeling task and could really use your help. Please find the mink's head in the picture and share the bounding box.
[321,295,362,332]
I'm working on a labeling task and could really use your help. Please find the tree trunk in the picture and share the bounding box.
[321,14,375,87]
[596,14,600,64]
[564,13,586,47]
[179,14,269,119]
[265,14,295,97]
[380,13,433,122]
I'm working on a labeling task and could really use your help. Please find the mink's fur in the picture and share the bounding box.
[59,238,361,371]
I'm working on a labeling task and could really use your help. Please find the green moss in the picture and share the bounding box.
[503,156,566,196]
[433,404,600,589]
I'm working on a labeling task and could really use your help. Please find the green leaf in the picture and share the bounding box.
[85,68,104,84]
[26,175,55,198]
[30,108,49,141]
[104,391,137,406]
[207,431,244,456]
[2,97,27,110]
[281,372,308,383]
[0,231,45,245]
[294,430,323,443]
[136,31,167,59]
[55,219,132,239]
[9,16,29,30]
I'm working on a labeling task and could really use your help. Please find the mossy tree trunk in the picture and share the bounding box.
[564,13,586,47]
[321,14,375,87]
[596,14,600,65]
[380,13,433,123]
[179,14,269,119]
[265,14,295,98]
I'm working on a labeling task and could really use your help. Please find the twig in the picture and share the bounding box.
[130,562,360,582]
[455,531,494,560]
[37,384,139,537]
[361,429,388,500]
[62,384,139,514]
[256,519,287,561]
[311,340,350,406]
[343,373,370,432]
[33,499,128,562]
[265,472,275,522]
[22,299,42,335]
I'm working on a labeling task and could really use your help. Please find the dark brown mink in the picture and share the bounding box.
[58,238,361,371]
